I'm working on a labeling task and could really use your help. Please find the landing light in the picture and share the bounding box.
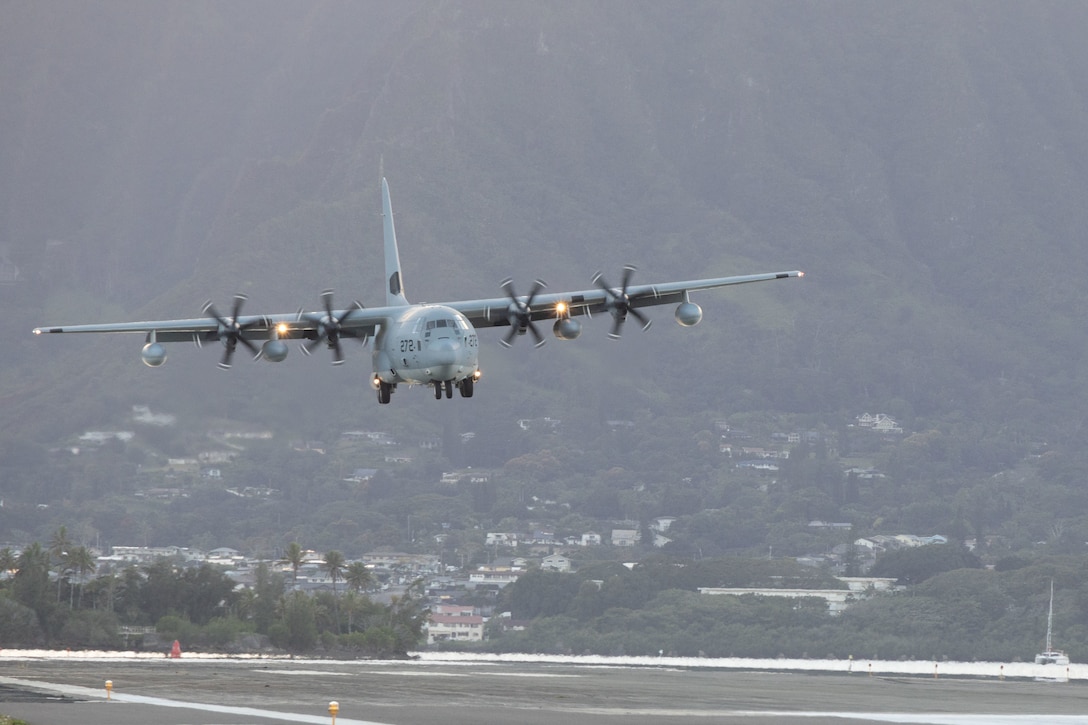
[276,322,289,335]
[798,271,805,277]
[371,376,381,389]
[33,328,41,335]
[555,301,568,316]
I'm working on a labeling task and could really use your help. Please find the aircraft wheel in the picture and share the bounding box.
[377,381,392,405]
[444,380,453,399]
[434,382,443,400]
[459,377,474,398]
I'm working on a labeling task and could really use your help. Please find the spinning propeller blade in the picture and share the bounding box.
[592,265,651,339]
[203,294,261,369]
[499,278,547,348]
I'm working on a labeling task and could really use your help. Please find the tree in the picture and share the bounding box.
[65,546,96,609]
[12,543,54,636]
[322,550,346,633]
[322,550,345,594]
[0,597,44,645]
[283,542,304,586]
[252,562,283,635]
[273,591,318,651]
[48,525,72,604]
[141,559,182,623]
[345,561,372,594]
[870,544,982,585]
[387,578,429,655]
[179,564,238,625]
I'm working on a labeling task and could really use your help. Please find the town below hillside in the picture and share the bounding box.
[1,529,1082,664]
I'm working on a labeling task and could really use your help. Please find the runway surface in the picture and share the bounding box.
[3,655,1088,725]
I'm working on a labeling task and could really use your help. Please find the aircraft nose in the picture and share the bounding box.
[431,338,458,358]
[426,338,461,379]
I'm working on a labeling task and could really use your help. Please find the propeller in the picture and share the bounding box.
[203,294,261,369]
[499,278,547,348]
[299,289,365,365]
[592,265,652,339]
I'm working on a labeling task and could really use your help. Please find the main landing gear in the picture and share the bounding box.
[458,377,474,398]
[376,380,393,405]
[431,378,474,400]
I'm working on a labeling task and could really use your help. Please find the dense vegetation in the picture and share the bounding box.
[0,536,427,657]
[479,554,1087,662]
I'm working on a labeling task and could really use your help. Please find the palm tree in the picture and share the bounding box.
[13,542,51,619]
[322,550,346,634]
[322,550,345,594]
[284,542,304,587]
[48,526,72,603]
[66,546,97,609]
[345,561,372,595]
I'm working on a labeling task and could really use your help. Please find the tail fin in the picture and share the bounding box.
[382,177,409,306]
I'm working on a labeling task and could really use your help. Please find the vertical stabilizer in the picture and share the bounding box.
[382,177,409,306]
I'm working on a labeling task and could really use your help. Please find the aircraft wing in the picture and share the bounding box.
[32,296,397,368]
[33,308,390,343]
[446,269,804,330]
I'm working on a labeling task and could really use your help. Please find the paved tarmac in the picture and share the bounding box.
[3,657,1088,725]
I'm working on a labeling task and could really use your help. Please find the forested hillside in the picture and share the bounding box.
[4,2,1088,568]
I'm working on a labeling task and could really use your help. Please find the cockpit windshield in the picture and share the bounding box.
[426,318,459,330]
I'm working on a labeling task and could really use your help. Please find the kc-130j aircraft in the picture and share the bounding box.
[34,178,803,404]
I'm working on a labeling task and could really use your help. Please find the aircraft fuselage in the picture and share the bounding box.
[372,305,480,401]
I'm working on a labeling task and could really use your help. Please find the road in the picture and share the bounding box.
[3,657,1088,725]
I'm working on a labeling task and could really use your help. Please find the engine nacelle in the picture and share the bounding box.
[261,339,288,362]
[675,301,703,327]
[141,342,168,367]
[553,317,582,340]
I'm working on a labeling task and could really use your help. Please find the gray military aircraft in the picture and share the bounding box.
[34,178,803,404]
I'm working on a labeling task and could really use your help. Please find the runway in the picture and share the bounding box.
[3,654,1088,725]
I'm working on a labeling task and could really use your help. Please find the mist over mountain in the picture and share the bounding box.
[3,2,1088,516]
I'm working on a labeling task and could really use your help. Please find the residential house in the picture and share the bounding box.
[426,609,485,644]
[580,531,602,546]
[486,532,518,547]
[468,567,521,587]
[541,554,571,572]
[855,413,903,434]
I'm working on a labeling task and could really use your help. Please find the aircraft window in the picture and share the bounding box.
[436,319,448,328]
[426,321,435,330]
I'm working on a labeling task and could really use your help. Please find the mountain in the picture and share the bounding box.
[3,2,1088,547]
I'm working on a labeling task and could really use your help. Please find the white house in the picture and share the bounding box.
[580,531,602,546]
[486,532,518,547]
[426,612,485,644]
[541,554,571,572]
